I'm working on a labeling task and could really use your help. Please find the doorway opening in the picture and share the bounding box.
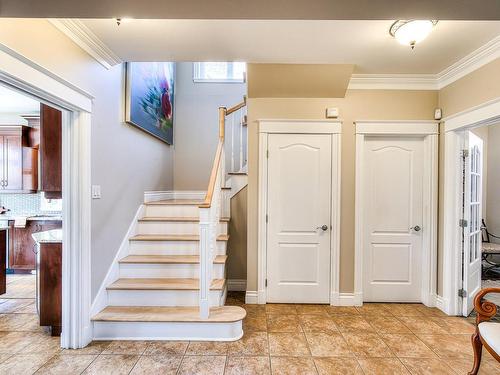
[0,84,63,337]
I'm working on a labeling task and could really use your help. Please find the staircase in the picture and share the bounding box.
[92,99,248,341]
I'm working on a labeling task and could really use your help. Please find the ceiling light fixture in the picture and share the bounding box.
[389,20,438,49]
[114,18,132,26]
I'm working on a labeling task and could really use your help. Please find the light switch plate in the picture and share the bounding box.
[91,185,101,199]
[326,107,339,118]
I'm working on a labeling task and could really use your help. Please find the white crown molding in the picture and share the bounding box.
[49,19,122,69]
[437,35,500,88]
[349,35,500,91]
[348,74,438,90]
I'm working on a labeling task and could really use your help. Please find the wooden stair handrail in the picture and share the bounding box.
[225,96,246,116]
[200,140,223,209]
[200,97,247,209]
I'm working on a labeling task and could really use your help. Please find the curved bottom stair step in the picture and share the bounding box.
[92,305,246,323]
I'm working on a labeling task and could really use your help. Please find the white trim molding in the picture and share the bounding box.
[257,119,342,305]
[227,279,247,292]
[245,291,259,304]
[91,205,144,317]
[330,292,363,306]
[49,19,122,69]
[354,120,439,307]
[0,43,93,112]
[0,42,93,348]
[441,96,500,316]
[143,190,206,203]
[349,35,500,90]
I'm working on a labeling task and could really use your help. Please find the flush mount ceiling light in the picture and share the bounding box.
[389,20,438,49]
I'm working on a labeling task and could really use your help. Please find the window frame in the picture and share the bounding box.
[192,62,246,83]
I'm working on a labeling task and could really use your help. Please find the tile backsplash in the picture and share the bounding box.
[0,193,62,216]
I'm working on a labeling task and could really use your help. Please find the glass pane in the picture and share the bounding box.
[194,62,246,81]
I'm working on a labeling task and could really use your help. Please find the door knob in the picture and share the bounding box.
[316,225,328,231]
[410,225,421,232]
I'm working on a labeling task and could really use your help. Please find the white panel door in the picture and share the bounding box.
[462,131,483,316]
[266,134,332,303]
[363,136,424,302]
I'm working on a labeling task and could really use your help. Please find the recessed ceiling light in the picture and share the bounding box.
[389,20,438,49]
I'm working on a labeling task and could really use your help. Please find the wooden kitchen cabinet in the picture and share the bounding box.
[38,241,62,336]
[0,126,38,192]
[40,104,62,199]
[8,220,62,271]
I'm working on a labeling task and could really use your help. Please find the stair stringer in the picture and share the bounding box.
[90,204,144,317]
[226,174,248,198]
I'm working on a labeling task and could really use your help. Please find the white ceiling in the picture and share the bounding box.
[80,19,500,74]
[0,85,40,114]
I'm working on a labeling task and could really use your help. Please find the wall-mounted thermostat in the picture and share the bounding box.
[434,108,442,120]
[326,107,339,118]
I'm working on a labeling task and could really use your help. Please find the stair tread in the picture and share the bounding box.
[107,278,226,290]
[145,199,204,206]
[119,255,227,264]
[130,234,229,241]
[228,172,247,175]
[92,305,246,323]
[139,216,230,222]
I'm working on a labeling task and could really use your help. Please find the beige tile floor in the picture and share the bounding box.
[1,279,500,374]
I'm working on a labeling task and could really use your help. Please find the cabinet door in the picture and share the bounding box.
[4,135,23,190]
[39,242,62,335]
[0,136,4,188]
[40,104,62,198]
[0,230,6,295]
[10,221,36,270]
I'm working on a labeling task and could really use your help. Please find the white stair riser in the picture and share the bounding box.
[228,175,248,198]
[93,320,243,341]
[137,222,227,235]
[107,289,223,307]
[145,205,199,217]
[119,263,225,279]
[129,240,227,255]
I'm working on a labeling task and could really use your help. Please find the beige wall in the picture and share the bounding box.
[247,64,353,98]
[0,19,175,299]
[439,59,500,117]
[227,187,248,280]
[246,88,438,292]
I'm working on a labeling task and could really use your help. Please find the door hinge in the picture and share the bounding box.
[266,150,269,158]
[265,279,268,287]
[459,219,468,228]
[266,214,268,223]
[458,288,467,298]
[462,149,469,158]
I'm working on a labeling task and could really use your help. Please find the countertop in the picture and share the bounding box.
[0,215,62,221]
[32,229,62,243]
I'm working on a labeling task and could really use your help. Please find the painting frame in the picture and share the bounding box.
[125,62,175,145]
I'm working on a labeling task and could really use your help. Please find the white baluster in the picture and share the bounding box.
[230,114,235,173]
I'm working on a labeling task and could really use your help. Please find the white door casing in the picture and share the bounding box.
[462,131,483,316]
[255,120,341,305]
[362,136,424,302]
[441,98,500,316]
[266,133,332,303]
[355,121,438,307]
[0,42,93,347]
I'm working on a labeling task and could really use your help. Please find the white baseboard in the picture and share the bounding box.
[435,295,451,315]
[227,279,247,292]
[330,292,363,306]
[245,291,259,304]
[90,204,144,316]
[144,190,206,203]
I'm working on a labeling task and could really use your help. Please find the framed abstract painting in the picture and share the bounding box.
[125,62,175,144]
